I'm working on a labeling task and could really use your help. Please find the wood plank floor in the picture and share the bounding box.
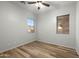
[0,41,79,58]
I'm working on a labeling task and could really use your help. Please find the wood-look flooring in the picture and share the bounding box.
[0,41,79,58]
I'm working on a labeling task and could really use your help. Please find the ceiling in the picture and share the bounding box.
[12,1,76,14]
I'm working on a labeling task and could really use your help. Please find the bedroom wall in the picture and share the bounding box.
[0,1,36,52]
[76,2,79,55]
[0,1,77,53]
[37,2,76,49]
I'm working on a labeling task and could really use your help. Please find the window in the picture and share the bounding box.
[56,14,69,34]
[27,19,34,27]
[27,18,35,33]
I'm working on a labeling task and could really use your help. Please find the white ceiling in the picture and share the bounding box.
[12,1,76,14]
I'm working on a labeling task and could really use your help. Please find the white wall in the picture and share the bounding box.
[76,2,79,55]
[37,3,76,49]
[0,1,36,52]
[0,1,77,53]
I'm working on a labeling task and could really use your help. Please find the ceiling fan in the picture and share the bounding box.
[20,1,50,10]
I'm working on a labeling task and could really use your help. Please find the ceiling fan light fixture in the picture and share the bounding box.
[35,2,44,10]
[38,7,40,10]
[35,3,39,7]
[22,1,50,10]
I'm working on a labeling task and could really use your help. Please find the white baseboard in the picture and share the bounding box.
[37,40,75,49]
[0,39,36,53]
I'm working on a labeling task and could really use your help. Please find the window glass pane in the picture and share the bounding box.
[56,14,69,34]
[27,19,34,26]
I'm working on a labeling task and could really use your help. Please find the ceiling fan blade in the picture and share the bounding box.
[27,2,36,4]
[42,3,50,7]
[37,1,42,3]
[20,1,25,4]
